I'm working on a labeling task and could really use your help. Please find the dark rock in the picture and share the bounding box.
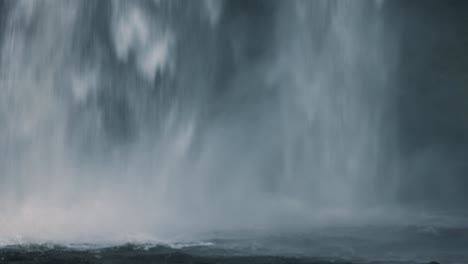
[165,252,193,264]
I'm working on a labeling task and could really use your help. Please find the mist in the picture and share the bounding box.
[0,0,467,248]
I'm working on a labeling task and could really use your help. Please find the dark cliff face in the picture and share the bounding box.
[391,0,468,207]
[206,0,468,208]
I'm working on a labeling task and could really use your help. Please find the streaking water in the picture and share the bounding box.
[1,0,402,245]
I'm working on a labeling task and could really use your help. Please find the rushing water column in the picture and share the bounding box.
[273,0,397,212]
[0,0,397,243]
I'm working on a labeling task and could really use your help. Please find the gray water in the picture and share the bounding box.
[0,1,465,261]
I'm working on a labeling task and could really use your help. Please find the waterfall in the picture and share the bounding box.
[0,0,397,243]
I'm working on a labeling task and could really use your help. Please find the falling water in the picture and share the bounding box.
[0,0,398,244]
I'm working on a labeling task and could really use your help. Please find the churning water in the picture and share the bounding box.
[0,1,467,262]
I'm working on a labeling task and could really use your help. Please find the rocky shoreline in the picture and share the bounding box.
[0,244,441,264]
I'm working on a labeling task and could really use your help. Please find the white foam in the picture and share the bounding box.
[112,3,172,82]
[138,34,172,81]
[204,0,223,26]
[71,70,98,103]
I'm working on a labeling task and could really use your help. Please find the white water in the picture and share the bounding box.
[0,0,399,244]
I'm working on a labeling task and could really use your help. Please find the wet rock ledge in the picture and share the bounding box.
[0,244,440,264]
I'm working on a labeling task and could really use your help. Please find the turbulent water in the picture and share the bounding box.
[0,0,467,263]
